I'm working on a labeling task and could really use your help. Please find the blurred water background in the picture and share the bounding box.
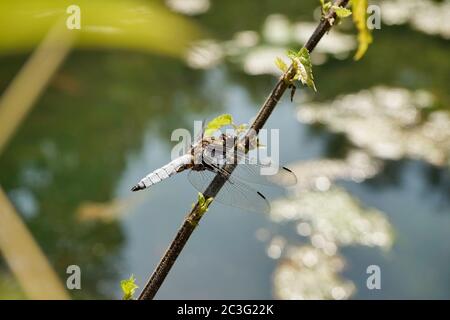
[0,0,449,299]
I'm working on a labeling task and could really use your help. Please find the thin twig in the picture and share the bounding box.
[138,0,349,300]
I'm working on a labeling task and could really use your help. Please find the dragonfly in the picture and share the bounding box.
[131,130,297,214]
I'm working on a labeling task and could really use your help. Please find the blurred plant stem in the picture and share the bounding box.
[138,0,350,300]
[0,1,202,300]
[0,22,73,299]
[0,186,70,299]
[0,21,74,155]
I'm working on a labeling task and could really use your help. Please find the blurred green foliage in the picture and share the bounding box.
[0,0,202,57]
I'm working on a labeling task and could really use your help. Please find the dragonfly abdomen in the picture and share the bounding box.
[131,154,192,191]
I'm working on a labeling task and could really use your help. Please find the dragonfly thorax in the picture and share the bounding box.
[132,128,297,214]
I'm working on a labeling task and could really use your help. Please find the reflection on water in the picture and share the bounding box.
[267,152,393,299]
[275,151,382,190]
[166,0,210,16]
[186,13,356,73]
[379,0,450,39]
[274,246,355,300]
[186,40,224,69]
[271,186,393,248]
[298,87,450,166]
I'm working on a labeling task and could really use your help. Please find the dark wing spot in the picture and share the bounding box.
[257,191,267,200]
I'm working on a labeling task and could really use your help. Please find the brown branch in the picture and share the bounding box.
[138,0,350,300]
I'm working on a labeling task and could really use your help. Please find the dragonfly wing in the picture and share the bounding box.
[203,144,297,187]
[232,162,297,187]
[187,169,270,214]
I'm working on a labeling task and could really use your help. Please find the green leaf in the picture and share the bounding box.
[275,57,288,72]
[288,48,317,92]
[320,0,332,15]
[333,6,352,18]
[351,0,373,60]
[198,192,206,206]
[204,114,233,137]
[121,274,138,300]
